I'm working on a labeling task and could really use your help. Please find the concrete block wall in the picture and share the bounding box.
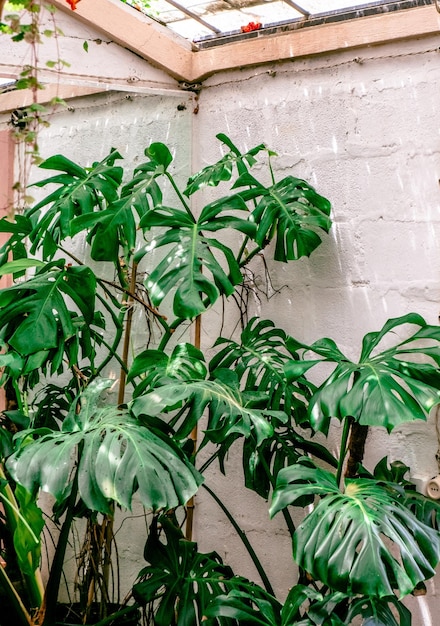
[190,35,440,623]
[1,20,440,624]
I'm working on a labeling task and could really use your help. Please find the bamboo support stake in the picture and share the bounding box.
[185,313,201,541]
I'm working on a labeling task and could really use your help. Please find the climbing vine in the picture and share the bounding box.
[0,0,76,201]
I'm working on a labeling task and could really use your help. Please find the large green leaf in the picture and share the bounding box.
[0,215,32,271]
[285,313,440,433]
[131,372,285,447]
[270,461,440,598]
[27,151,123,259]
[204,589,282,626]
[233,173,332,262]
[133,515,248,626]
[128,342,207,397]
[243,428,337,500]
[210,318,314,422]
[345,596,411,626]
[70,157,163,263]
[13,485,44,577]
[184,133,268,197]
[7,379,202,514]
[0,262,97,380]
[138,198,255,319]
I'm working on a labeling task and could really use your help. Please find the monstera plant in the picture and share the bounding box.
[0,133,438,626]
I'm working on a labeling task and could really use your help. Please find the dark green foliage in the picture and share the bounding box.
[0,134,438,626]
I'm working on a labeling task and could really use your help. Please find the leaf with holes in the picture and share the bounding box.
[27,150,123,259]
[0,262,96,358]
[128,343,207,397]
[133,515,252,626]
[284,313,440,433]
[232,174,331,262]
[138,198,255,319]
[270,461,440,598]
[184,133,268,196]
[7,379,202,514]
[210,318,314,421]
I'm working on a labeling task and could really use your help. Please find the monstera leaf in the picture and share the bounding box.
[0,261,96,354]
[12,485,44,577]
[184,133,268,196]
[128,343,207,397]
[270,460,440,598]
[204,588,283,626]
[285,313,440,433]
[137,197,256,319]
[345,596,411,626]
[243,428,337,500]
[70,153,164,263]
[210,318,314,420]
[133,515,248,626]
[7,379,202,514]
[0,215,32,270]
[131,371,286,446]
[27,151,123,259]
[232,172,332,262]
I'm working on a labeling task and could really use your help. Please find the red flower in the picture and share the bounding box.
[240,21,262,33]
[66,0,81,9]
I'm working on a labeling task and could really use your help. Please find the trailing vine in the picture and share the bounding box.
[0,0,74,202]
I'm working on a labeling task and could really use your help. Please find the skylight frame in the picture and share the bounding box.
[121,0,436,45]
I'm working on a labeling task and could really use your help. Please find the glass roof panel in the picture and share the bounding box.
[122,0,433,42]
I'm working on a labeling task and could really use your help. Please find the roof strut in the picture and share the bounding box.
[282,0,310,16]
[164,0,222,33]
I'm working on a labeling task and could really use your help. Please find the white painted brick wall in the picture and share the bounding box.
[1,22,440,624]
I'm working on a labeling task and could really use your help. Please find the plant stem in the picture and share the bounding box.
[118,261,137,406]
[0,564,33,626]
[202,483,275,596]
[336,417,353,490]
[165,171,194,219]
[185,314,201,541]
[238,245,263,268]
[41,461,80,626]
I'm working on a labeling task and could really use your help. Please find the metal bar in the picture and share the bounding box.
[164,0,222,33]
[282,0,310,16]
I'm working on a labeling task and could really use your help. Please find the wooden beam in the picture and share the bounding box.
[191,5,440,81]
[0,85,105,115]
[49,3,440,83]
[50,0,194,82]
[0,130,13,411]
[3,3,439,87]
[0,130,13,216]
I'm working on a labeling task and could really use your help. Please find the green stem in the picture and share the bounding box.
[256,448,296,537]
[336,417,353,490]
[94,603,140,626]
[236,235,250,266]
[0,564,33,626]
[41,460,80,626]
[166,171,194,219]
[267,152,276,186]
[157,316,187,352]
[202,483,275,596]
[0,465,44,609]
[238,245,264,268]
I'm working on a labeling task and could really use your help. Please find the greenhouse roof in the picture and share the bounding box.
[122,0,436,45]
[0,0,439,94]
